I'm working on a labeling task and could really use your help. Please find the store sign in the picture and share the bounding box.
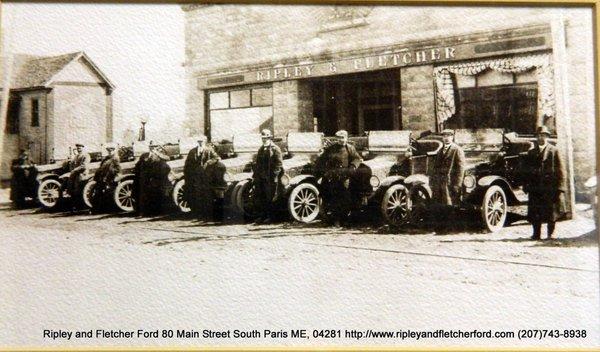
[255,47,456,82]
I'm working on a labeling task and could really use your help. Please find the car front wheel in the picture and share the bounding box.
[37,179,62,209]
[172,179,191,213]
[288,183,320,223]
[381,184,410,226]
[113,179,135,212]
[82,180,96,209]
[481,185,507,232]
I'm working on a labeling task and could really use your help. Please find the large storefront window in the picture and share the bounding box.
[434,54,555,135]
[208,86,273,142]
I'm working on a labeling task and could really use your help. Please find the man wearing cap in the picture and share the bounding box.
[183,135,220,220]
[253,129,283,224]
[524,125,566,240]
[317,129,362,226]
[68,143,91,209]
[137,144,172,216]
[429,129,465,230]
[91,143,121,212]
[10,149,37,208]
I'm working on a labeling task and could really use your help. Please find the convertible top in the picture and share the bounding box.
[232,133,262,153]
[367,130,411,153]
[287,132,323,153]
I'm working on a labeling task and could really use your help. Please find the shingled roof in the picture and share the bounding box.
[1,51,114,90]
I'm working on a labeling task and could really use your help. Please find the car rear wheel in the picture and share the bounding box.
[172,179,191,213]
[236,180,261,220]
[481,185,507,232]
[409,184,430,223]
[288,183,320,223]
[37,179,62,209]
[381,184,410,226]
[82,180,96,209]
[114,179,135,212]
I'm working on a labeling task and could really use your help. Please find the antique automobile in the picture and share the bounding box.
[234,132,325,222]
[170,133,261,216]
[367,130,443,227]
[36,148,105,209]
[111,141,186,213]
[11,156,68,207]
[80,144,138,210]
[418,128,534,232]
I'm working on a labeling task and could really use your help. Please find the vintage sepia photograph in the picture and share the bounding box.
[0,1,598,349]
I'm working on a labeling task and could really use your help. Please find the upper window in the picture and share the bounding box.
[445,70,542,135]
[31,98,40,127]
[209,86,272,110]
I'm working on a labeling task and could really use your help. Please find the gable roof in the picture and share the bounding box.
[1,51,115,90]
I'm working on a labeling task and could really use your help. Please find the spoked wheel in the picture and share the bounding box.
[236,180,261,220]
[82,180,96,209]
[172,179,191,213]
[37,179,62,209]
[481,185,507,232]
[381,184,411,226]
[409,184,431,224]
[113,179,135,212]
[288,183,320,223]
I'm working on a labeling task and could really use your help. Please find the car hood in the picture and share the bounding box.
[363,154,399,180]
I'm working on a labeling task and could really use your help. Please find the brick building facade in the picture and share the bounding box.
[1,52,114,181]
[182,5,595,203]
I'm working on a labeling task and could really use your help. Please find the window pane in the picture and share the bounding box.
[209,92,229,110]
[31,99,39,127]
[252,88,272,106]
[230,89,250,108]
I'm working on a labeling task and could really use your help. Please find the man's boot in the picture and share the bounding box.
[530,222,541,240]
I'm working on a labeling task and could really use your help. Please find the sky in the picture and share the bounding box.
[1,2,186,142]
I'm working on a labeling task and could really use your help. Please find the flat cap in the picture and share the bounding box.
[535,125,551,136]
[261,129,273,138]
[441,129,455,135]
[335,130,348,138]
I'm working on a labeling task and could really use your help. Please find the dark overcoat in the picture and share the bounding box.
[10,155,37,205]
[91,154,121,209]
[429,142,466,206]
[183,145,220,213]
[137,151,172,215]
[253,143,284,214]
[524,143,566,222]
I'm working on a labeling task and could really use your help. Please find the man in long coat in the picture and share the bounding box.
[429,129,465,229]
[68,143,91,209]
[183,135,220,220]
[10,149,37,208]
[524,125,566,240]
[317,129,362,226]
[137,146,172,216]
[253,129,283,224]
[91,143,121,212]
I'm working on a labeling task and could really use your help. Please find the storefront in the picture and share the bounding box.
[197,24,555,142]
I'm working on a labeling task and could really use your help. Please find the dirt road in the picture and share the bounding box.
[1,201,598,348]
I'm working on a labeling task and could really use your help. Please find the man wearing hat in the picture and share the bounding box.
[10,149,37,208]
[316,129,362,226]
[90,143,122,212]
[252,129,284,223]
[524,125,566,240]
[68,143,91,209]
[183,135,220,220]
[136,144,173,216]
[429,129,465,230]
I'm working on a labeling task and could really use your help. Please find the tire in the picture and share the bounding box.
[409,184,431,223]
[481,185,507,232]
[37,178,62,209]
[381,184,410,226]
[288,183,320,223]
[236,179,260,220]
[172,179,191,213]
[113,179,135,212]
[82,180,96,209]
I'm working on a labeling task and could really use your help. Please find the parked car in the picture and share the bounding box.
[417,128,534,232]
[36,149,105,210]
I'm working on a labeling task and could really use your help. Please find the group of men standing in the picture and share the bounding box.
[10,125,567,239]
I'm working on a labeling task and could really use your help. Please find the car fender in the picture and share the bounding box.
[404,173,429,186]
[114,174,135,183]
[476,175,518,204]
[380,175,405,188]
[289,174,318,186]
[37,173,60,183]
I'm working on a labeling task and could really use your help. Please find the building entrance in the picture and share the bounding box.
[310,69,400,136]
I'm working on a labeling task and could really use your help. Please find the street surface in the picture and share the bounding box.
[1,191,599,348]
